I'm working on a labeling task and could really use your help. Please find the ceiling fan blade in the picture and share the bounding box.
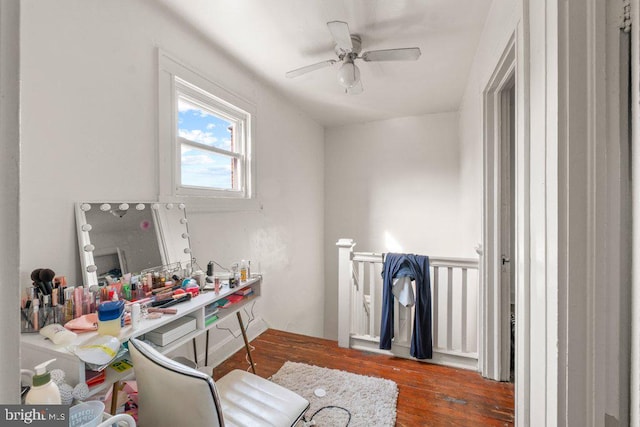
[327,21,353,53]
[361,47,421,62]
[346,79,363,95]
[285,60,337,79]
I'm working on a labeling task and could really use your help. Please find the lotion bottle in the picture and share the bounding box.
[25,359,61,404]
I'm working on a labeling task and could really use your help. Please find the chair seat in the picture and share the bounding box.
[216,370,309,427]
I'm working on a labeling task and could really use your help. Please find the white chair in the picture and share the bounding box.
[128,337,309,427]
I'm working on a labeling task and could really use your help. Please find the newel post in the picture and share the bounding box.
[336,238,355,348]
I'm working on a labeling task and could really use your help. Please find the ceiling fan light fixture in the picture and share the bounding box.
[337,61,360,88]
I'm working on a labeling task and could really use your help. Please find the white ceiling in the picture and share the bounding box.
[156,0,493,127]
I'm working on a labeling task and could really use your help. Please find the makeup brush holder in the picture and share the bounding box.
[21,305,59,333]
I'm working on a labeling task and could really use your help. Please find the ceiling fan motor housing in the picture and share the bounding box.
[335,34,362,59]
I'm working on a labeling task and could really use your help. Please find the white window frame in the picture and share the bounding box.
[158,50,258,210]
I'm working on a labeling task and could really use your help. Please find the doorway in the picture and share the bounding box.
[481,36,517,383]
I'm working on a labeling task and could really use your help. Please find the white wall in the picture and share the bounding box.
[324,112,476,339]
[19,0,325,362]
[458,0,521,254]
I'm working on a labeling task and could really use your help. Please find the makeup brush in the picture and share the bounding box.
[39,269,56,296]
[31,269,46,296]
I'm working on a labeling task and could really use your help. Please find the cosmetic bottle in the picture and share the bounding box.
[240,260,248,282]
[82,288,90,316]
[122,282,131,301]
[64,287,74,323]
[130,303,141,330]
[73,287,84,318]
[25,359,61,405]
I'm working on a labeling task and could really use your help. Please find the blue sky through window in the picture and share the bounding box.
[178,98,235,189]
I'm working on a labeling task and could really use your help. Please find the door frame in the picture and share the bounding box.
[631,0,640,424]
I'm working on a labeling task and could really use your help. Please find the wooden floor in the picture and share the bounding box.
[214,329,514,426]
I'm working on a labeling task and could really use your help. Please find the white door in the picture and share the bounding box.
[499,81,516,381]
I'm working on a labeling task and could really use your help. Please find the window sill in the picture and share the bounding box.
[159,195,263,213]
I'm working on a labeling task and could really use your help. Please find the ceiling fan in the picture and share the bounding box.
[285,21,421,95]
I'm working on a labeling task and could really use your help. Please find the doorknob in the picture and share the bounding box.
[502,256,511,265]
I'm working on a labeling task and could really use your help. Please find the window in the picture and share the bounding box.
[175,78,249,196]
[159,50,256,207]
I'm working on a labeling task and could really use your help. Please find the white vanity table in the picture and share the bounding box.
[21,276,261,398]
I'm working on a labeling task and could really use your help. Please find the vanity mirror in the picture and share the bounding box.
[75,202,193,286]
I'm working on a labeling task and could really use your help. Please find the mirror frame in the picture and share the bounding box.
[75,201,193,286]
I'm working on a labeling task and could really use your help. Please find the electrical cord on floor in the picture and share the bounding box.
[302,406,352,426]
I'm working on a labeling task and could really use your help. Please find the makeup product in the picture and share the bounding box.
[137,282,146,300]
[31,269,46,296]
[214,278,220,294]
[39,324,77,346]
[193,270,205,290]
[122,283,131,301]
[26,287,36,303]
[41,295,51,327]
[32,299,40,331]
[147,307,178,315]
[155,293,191,309]
[51,287,58,307]
[98,286,106,304]
[97,300,124,337]
[73,287,84,318]
[89,289,96,313]
[58,285,64,305]
[39,269,56,296]
[240,260,248,282]
[64,287,74,323]
[82,288,90,316]
[130,303,140,329]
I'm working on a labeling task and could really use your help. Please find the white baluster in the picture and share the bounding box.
[461,268,468,353]
[447,267,453,351]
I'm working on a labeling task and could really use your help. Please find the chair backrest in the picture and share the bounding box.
[128,337,225,427]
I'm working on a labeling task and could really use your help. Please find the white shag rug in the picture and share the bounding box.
[270,361,398,427]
